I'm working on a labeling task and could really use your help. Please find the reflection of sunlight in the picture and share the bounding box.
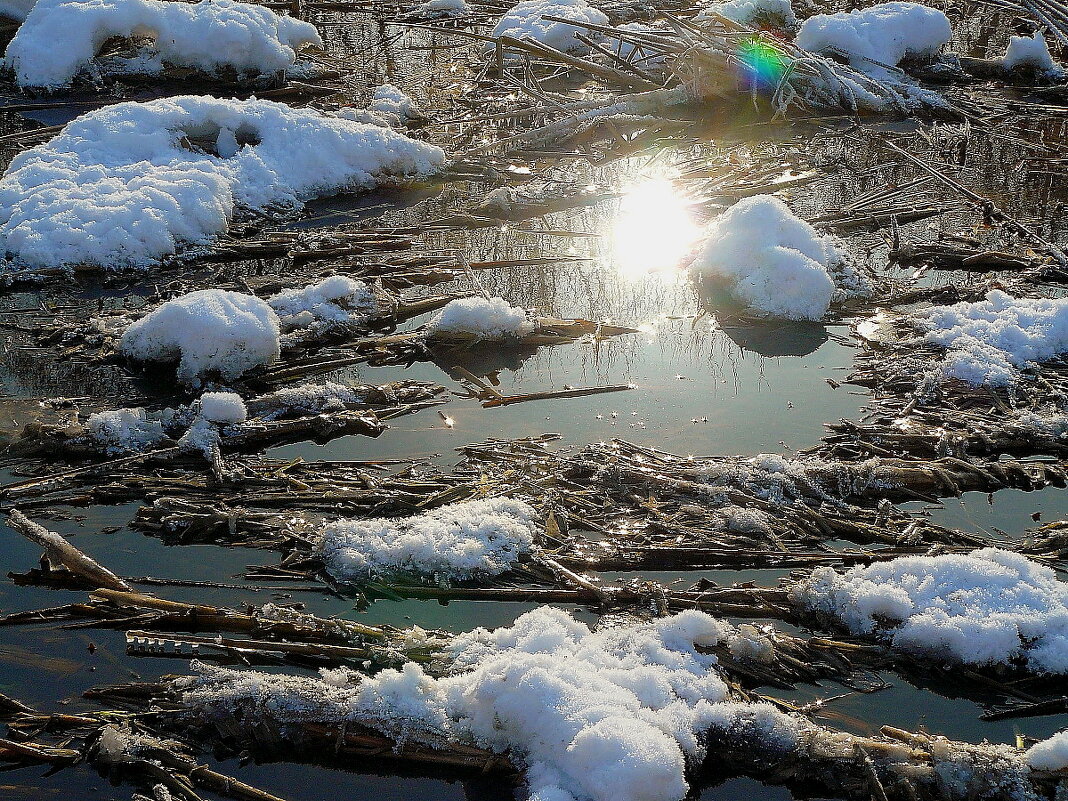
[610,177,702,279]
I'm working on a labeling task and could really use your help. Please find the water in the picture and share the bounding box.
[1,11,1068,801]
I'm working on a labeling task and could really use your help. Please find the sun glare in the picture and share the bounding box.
[610,177,702,279]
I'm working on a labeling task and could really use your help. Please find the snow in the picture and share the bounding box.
[3,0,322,89]
[119,289,281,388]
[86,407,166,455]
[368,84,423,124]
[794,548,1068,673]
[795,3,951,70]
[268,276,376,333]
[0,0,35,20]
[197,391,247,424]
[416,0,468,18]
[318,497,539,583]
[1027,730,1068,771]
[248,382,365,418]
[0,95,446,270]
[179,608,806,801]
[916,290,1068,386]
[697,0,796,30]
[490,0,609,56]
[1002,31,1063,77]
[688,195,844,321]
[427,296,536,339]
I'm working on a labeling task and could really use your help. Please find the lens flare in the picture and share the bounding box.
[737,37,787,90]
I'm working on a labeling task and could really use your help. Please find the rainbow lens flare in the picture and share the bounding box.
[737,37,787,90]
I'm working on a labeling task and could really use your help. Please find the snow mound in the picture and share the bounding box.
[248,382,365,419]
[87,407,167,455]
[0,0,35,20]
[197,391,247,424]
[795,2,951,70]
[1003,31,1063,77]
[268,275,376,333]
[368,84,423,124]
[119,289,281,388]
[427,296,536,339]
[795,548,1068,672]
[3,0,322,89]
[916,290,1068,386]
[0,95,446,270]
[697,0,796,30]
[490,0,609,56]
[1027,730,1068,771]
[318,497,539,583]
[179,608,804,801]
[416,0,468,17]
[688,195,844,321]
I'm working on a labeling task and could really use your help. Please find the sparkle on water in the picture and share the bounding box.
[609,176,702,278]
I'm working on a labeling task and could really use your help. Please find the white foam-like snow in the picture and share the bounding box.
[1002,30,1063,77]
[916,290,1068,386]
[697,0,796,30]
[795,2,951,70]
[179,608,805,801]
[490,0,609,56]
[86,407,167,454]
[268,275,376,332]
[119,289,281,387]
[318,497,539,582]
[3,0,322,89]
[368,84,423,123]
[197,391,248,424]
[0,95,446,270]
[688,195,843,321]
[427,297,536,339]
[249,382,365,418]
[795,548,1068,673]
[416,0,468,18]
[1027,730,1068,771]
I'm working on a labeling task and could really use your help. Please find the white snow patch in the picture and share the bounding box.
[490,0,609,56]
[1002,30,1063,77]
[795,2,951,70]
[86,407,167,454]
[318,497,539,583]
[416,0,468,17]
[1027,730,1068,771]
[427,296,536,339]
[368,84,423,124]
[179,608,807,801]
[916,290,1068,386]
[250,382,365,418]
[697,0,796,30]
[119,289,281,387]
[3,0,322,89]
[688,195,844,321]
[795,548,1068,673]
[0,95,446,270]
[268,275,376,333]
[197,391,247,424]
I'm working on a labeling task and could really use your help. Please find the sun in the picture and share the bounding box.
[609,176,702,280]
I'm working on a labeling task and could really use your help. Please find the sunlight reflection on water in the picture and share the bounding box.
[610,176,702,279]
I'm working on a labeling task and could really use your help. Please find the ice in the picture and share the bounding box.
[688,195,845,320]
[916,290,1068,386]
[0,95,446,269]
[490,0,609,56]
[87,407,167,455]
[795,548,1068,672]
[119,289,281,387]
[4,0,322,89]
[427,296,536,339]
[795,3,951,71]
[318,497,539,583]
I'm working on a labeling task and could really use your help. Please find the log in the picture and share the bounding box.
[7,510,133,592]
